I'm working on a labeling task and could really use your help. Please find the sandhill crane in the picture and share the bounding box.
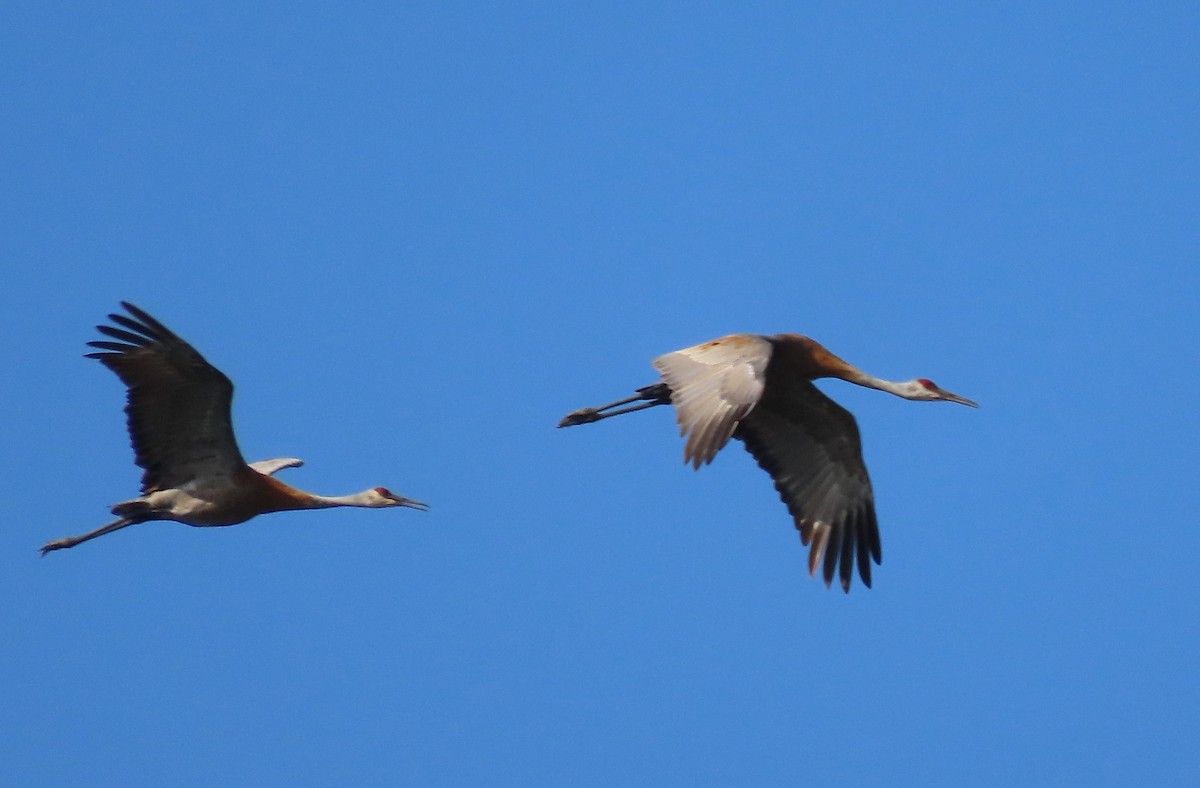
[558,333,977,591]
[40,302,427,555]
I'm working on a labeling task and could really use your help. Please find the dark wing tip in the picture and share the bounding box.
[95,325,152,346]
[838,513,857,592]
[107,313,158,341]
[802,511,881,593]
[86,340,131,353]
[102,302,182,347]
[856,517,874,589]
[822,525,843,589]
[118,301,162,328]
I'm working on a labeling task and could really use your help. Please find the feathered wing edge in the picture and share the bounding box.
[84,302,246,493]
[733,388,882,592]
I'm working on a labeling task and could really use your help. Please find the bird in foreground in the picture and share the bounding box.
[558,333,977,592]
[40,302,427,555]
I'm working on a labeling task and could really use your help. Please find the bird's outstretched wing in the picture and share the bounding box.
[85,302,246,493]
[734,366,881,592]
[248,457,304,476]
[652,334,772,468]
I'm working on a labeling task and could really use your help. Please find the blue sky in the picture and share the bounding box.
[2,3,1197,785]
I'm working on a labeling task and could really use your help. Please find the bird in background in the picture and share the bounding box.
[40,302,427,555]
[558,333,977,592]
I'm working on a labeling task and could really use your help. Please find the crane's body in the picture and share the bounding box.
[558,332,977,592]
[40,302,427,555]
[110,465,395,528]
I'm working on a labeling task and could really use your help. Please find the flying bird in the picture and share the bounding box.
[40,302,427,555]
[557,333,977,591]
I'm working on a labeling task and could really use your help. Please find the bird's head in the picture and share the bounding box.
[904,378,979,407]
[368,487,430,510]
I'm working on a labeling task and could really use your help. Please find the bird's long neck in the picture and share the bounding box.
[250,472,380,512]
[833,367,918,400]
[825,362,936,400]
[777,336,917,400]
[297,490,381,509]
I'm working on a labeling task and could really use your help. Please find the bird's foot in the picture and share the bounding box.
[557,408,601,428]
[38,539,73,556]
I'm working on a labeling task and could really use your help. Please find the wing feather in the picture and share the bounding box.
[823,520,844,587]
[652,334,771,469]
[248,457,305,476]
[85,302,246,493]
[856,508,875,587]
[733,363,880,592]
[808,524,831,576]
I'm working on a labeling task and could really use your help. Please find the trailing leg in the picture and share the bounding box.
[558,383,671,427]
[40,517,139,556]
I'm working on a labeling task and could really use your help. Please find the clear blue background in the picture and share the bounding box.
[2,3,1197,785]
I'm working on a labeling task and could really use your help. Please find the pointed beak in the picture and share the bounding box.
[395,497,430,511]
[937,387,979,408]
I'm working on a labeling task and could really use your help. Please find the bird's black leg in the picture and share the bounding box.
[39,517,137,556]
[557,383,671,427]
